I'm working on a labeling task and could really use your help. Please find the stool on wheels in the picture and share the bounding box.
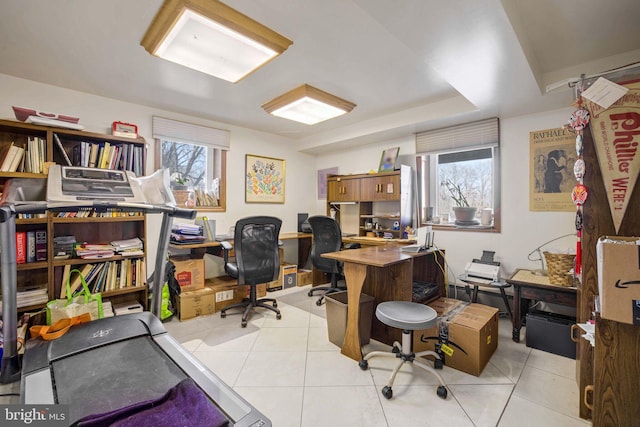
[359,301,448,400]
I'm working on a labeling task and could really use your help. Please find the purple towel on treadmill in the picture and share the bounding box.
[74,378,229,427]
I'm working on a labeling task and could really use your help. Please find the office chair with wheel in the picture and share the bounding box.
[220,216,282,327]
[307,215,347,306]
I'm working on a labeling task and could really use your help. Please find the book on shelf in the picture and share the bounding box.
[16,231,27,264]
[60,263,93,298]
[1,144,25,172]
[89,143,99,167]
[0,141,12,169]
[60,264,72,298]
[35,230,47,261]
[53,133,73,166]
[26,231,36,263]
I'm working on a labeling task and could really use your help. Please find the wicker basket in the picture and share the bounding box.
[543,251,575,287]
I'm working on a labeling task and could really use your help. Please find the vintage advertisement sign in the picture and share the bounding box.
[529,127,576,211]
[583,80,640,232]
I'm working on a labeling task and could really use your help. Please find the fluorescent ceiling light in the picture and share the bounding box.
[141,0,292,83]
[262,85,356,125]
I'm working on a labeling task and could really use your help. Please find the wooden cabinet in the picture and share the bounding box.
[327,175,360,202]
[359,173,400,201]
[327,166,412,238]
[0,119,149,311]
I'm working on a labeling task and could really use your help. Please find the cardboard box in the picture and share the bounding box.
[171,257,205,292]
[297,269,313,286]
[177,286,215,320]
[597,236,640,325]
[413,297,499,376]
[206,276,267,312]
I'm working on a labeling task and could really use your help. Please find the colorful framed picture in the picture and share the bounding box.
[317,167,339,199]
[245,154,286,203]
[378,147,399,172]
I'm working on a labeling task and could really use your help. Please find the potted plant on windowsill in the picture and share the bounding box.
[443,179,477,224]
[171,173,192,206]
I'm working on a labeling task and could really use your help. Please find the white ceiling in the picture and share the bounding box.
[1,0,639,154]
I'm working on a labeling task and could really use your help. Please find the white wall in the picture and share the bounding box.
[0,73,317,275]
[314,111,577,282]
[1,73,579,284]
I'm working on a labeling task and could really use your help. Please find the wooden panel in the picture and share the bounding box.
[581,116,640,424]
[362,259,413,344]
[594,318,640,426]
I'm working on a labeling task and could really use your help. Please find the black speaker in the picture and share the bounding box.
[297,213,309,232]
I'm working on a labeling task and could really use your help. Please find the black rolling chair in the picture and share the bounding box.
[220,216,282,327]
[307,215,347,306]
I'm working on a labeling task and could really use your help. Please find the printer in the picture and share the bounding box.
[460,250,500,284]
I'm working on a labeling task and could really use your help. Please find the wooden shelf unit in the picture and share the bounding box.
[0,119,149,312]
[327,166,412,238]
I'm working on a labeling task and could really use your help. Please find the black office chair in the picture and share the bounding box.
[307,215,347,306]
[220,216,282,327]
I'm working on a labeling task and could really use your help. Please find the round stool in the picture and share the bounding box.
[359,301,447,400]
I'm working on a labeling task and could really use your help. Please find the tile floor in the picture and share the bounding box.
[0,285,593,426]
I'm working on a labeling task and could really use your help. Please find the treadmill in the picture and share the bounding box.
[0,166,271,426]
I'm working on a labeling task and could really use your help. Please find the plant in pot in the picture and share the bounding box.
[443,178,478,224]
[170,173,192,206]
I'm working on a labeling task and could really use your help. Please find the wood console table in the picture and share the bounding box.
[506,269,577,343]
[322,246,444,361]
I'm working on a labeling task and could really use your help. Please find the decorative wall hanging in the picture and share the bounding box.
[529,127,576,211]
[582,78,640,233]
[245,154,286,204]
[317,167,339,199]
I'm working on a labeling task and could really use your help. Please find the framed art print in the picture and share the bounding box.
[245,154,286,203]
[378,147,399,172]
[317,167,339,199]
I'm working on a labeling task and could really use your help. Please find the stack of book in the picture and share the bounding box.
[16,287,48,308]
[171,222,205,244]
[111,237,144,257]
[74,243,115,259]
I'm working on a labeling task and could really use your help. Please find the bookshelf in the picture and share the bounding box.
[0,119,149,312]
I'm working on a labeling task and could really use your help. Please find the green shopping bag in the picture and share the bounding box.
[46,268,104,325]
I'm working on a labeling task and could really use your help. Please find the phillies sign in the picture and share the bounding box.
[585,80,640,232]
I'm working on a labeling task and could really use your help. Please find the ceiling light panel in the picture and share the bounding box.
[263,85,356,125]
[142,0,292,83]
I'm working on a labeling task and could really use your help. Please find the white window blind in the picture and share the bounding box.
[416,118,499,154]
[152,116,230,149]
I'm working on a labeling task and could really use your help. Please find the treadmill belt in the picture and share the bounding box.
[51,336,189,423]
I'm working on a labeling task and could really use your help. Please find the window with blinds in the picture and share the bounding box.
[153,116,228,211]
[415,118,500,231]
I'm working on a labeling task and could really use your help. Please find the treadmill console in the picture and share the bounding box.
[47,165,145,202]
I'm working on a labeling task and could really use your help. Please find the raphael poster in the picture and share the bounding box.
[529,127,576,211]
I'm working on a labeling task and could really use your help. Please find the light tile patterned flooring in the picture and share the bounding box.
[0,285,593,426]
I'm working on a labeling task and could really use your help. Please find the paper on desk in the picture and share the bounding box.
[581,77,629,109]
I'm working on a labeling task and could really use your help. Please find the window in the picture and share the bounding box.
[153,117,229,211]
[416,118,500,230]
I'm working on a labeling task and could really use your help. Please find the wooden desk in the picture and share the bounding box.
[322,246,444,361]
[506,269,577,343]
[171,232,313,269]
